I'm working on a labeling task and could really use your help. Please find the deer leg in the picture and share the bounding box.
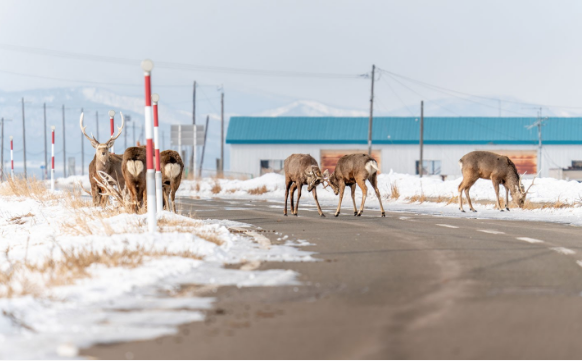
[294,184,302,216]
[284,179,292,216]
[370,174,385,217]
[458,180,465,212]
[492,180,503,211]
[464,187,477,212]
[356,178,368,217]
[171,188,177,213]
[290,183,297,215]
[350,185,357,216]
[162,189,169,211]
[505,187,510,211]
[312,188,325,217]
[334,183,345,217]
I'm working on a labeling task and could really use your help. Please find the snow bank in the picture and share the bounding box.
[0,187,315,359]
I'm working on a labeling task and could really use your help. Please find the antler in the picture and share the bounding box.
[110,112,125,141]
[524,176,536,195]
[94,171,129,209]
[79,113,99,144]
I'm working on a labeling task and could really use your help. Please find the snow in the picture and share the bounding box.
[0,186,315,359]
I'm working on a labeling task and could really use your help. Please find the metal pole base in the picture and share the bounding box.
[146,169,157,233]
[155,171,163,213]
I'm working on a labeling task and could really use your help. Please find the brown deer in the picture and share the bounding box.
[458,151,535,212]
[160,150,184,213]
[325,153,385,217]
[284,154,326,217]
[122,146,147,213]
[80,112,125,207]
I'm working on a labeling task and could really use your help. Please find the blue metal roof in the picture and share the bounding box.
[226,116,582,145]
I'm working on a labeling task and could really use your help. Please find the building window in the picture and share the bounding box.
[260,160,284,175]
[415,160,441,175]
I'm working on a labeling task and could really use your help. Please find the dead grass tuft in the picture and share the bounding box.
[195,183,201,192]
[247,185,268,195]
[390,183,400,200]
[407,193,427,204]
[226,188,238,194]
[211,181,222,194]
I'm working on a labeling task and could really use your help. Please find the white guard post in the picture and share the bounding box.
[51,127,55,190]
[152,93,163,213]
[10,136,13,179]
[142,59,157,233]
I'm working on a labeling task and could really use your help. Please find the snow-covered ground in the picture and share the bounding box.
[175,172,582,226]
[0,181,315,359]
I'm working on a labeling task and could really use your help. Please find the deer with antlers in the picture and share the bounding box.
[458,151,535,212]
[284,154,326,217]
[80,112,125,207]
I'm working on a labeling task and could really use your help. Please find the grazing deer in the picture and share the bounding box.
[325,153,385,217]
[122,146,147,213]
[80,112,125,207]
[160,150,184,213]
[458,151,535,212]
[284,154,326,217]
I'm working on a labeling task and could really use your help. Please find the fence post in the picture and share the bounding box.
[51,126,55,191]
[142,59,157,233]
[152,93,163,213]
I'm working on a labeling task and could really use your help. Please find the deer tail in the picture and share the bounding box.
[126,160,144,177]
[164,163,181,179]
[365,160,379,174]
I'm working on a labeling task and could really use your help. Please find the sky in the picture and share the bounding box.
[1,0,582,114]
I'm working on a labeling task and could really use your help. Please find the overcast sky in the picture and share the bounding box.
[1,0,582,113]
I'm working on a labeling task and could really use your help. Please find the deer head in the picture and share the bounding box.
[513,175,536,208]
[80,112,124,167]
[324,169,340,195]
[305,166,324,192]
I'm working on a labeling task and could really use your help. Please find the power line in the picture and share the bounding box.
[0,43,363,79]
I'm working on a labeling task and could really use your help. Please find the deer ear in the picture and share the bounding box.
[323,169,329,178]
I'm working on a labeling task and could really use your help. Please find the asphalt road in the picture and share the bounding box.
[84,197,582,359]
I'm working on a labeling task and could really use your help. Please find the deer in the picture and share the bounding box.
[122,146,147,213]
[284,154,326,217]
[160,150,184,213]
[325,153,385,217]
[458,151,535,212]
[80,112,125,207]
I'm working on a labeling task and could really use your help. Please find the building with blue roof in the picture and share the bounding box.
[226,116,582,178]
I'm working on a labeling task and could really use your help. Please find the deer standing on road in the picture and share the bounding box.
[160,150,184,213]
[284,154,326,217]
[326,153,385,217]
[80,112,125,207]
[458,151,535,212]
[122,146,147,213]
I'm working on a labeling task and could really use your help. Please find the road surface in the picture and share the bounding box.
[84,197,582,359]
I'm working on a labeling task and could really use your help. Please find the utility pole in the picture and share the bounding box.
[80,108,84,175]
[367,65,375,155]
[21,98,27,178]
[526,107,547,177]
[199,115,209,177]
[190,81,196,178]
[220,92,224,176]
[133,121,136,146]
[62,104,66,178]
[419,101,424,178]
[1,118,3,180]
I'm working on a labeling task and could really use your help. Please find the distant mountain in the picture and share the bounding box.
[254,100,368,117]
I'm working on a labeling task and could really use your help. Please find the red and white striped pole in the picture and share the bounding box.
[142,59,157,232]
[10,136,13,179]
[51,126,55,190]
[108,110,115,154]
[152,93,163,212]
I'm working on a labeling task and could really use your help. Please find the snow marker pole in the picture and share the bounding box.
[142,59,157,233]
[10,136,13,179]
[152,93,163,213]
[51,126,55,191]
[108,110,115,154]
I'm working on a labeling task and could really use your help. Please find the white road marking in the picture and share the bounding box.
[516,237,544,244]
[436,224,459,229]
[576,260,582,268]
[247,231,272,249]
[550,247,575,255]
[478,229,505,235]
[399,216,411,220]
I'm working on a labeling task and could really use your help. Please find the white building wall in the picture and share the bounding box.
[230,144,582,178]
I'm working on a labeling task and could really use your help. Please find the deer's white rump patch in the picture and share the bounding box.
[365,160,379,175]
[165,163,181,179]
[126,160,144,177]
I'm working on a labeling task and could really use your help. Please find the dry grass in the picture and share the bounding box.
[0,245,202,298]
[195,183,201,192]
[407,193,427,204]
[158,216,224,245]
[226,188,238,194]
[390,183,400,200]
[211,181,222,194]
[247,185,268,195]
[0,176,60,203]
